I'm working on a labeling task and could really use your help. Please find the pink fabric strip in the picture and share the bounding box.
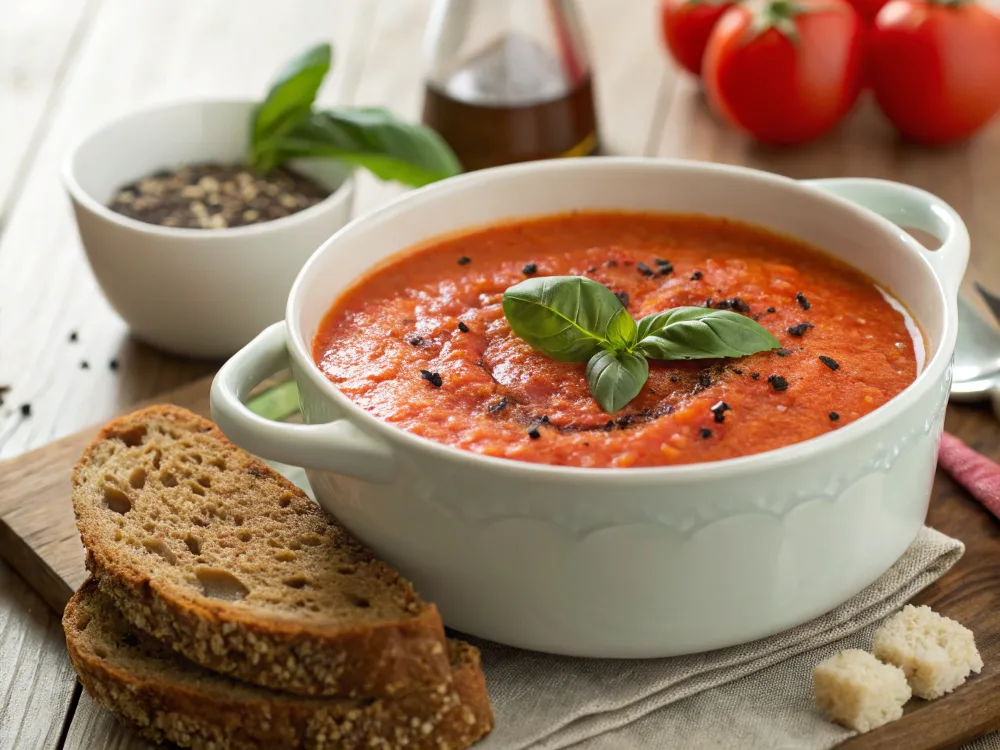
[938,431,1000,521]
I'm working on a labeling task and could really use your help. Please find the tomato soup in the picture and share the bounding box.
[313,212,920,468]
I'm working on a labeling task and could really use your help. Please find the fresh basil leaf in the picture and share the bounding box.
[269,108,461,187]
[250,43,332,172]
[586,350,649,413]
[503,276,624,362]
[636,307,780,360]
[605,306,638,351]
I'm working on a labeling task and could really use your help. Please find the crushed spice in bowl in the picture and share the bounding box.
[108,163,329,229]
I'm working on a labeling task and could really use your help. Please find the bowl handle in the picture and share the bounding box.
[803,178,970,299]
[211,323,396,484]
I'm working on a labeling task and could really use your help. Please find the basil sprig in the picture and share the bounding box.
[249,43,461,186]
[502,276,781,413]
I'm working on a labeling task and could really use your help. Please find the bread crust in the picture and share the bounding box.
[72,405,451,698]
[64,581,494,750]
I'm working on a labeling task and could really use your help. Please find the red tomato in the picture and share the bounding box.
[660,0,735,76]
[848,0,891,23]
[869,0,1000,146]
[702,0,866,146]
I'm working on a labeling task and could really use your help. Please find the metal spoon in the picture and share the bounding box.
[951,285,1000,416]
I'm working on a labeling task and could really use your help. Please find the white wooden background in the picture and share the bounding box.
[1,0,999,747]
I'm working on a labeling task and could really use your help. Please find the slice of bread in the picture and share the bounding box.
[72,405,450,698]
[65,580,494,750]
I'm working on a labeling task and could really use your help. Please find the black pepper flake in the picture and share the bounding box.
[713,299,732,310]
[606,260,618,268]
[420,370,443,387]
[829,411,840,422]
[616,415,633,429]
[787,322,814,337]
[539,415,550,424]
[751,372,760,379]
[697,372,712,389]
[710,401,731,423]
[615,291,630,308]
[776,349,792,357]
[603,420,615,432]
[703,298,714,308]
[729,297,751,313]
[819,355,840,371]
[69,331,78,342]
[457,321,470,333]
[583,441,590,446]
[587,265,597,273]
[528,427,541,439]
[457,256,471,265]
[766,307,776,313]
[408,336,424,346]
[768,374,789,391]
[20,403,31,417]
[733,368,743,375]
[522,263,537,275]
[690,271,703,280]
[637,261,655,278]
[700,428,713,439]
[488,397,508,413]
[655,259,674,275]
[80,360,90,369]
[655,258,670,267]
[796,292,811,310]
[670,375,680,383]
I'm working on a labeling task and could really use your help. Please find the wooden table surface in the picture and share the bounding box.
[2,1,1000,747]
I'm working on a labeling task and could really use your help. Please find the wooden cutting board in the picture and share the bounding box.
[1,376,999,750]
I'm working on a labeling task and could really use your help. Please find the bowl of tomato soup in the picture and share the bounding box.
[212,158,968,658]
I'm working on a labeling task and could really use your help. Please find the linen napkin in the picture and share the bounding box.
[274,464,962,750]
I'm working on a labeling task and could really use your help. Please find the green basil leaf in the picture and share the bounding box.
[503,276,624,362]
[636,307,781,360]
[605,306,638,351]
[586,350,649,413]
[270,108,461,187]
[250,43,332,172]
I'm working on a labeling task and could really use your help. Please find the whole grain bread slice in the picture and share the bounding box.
[64,580,493,750]
[72,404,449,697]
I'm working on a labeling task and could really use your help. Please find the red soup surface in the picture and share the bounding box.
[313,212,920,468]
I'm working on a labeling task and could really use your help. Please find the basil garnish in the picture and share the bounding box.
[503,276,781,413]
[249,43,461,186]
[501,276,624,362]
[635,307,782,360]
[586,350,649,414]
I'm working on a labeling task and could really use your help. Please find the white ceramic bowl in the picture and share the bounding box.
[211,158,968,657]
[63,100,354,359]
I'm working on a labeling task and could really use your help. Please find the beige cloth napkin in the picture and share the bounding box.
[277,466,963,749]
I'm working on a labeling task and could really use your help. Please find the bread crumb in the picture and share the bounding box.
[873,604,983,699]
[813,649,911,733]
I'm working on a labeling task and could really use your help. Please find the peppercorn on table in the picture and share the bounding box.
[1,0,1000,748]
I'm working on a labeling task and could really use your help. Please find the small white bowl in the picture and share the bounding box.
[63,99,355,359]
